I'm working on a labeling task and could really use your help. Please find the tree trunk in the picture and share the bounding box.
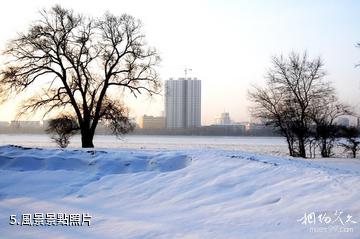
[81,129,95,148]
[285,135,294,157]
[321,140,327,157]
[298,138,306,158]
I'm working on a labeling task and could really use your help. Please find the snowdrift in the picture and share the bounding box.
[0,145,360,239]
[0,145,191,174]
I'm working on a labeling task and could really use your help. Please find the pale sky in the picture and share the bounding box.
[0,0,359,125]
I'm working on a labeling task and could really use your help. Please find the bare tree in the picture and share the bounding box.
[45,115,79,148]
[309,94,350,157]
[356,42,360,67]
[249,85,297,156]
[340,126,360,158]
[0,5,160,148]
[249,52,332,158]
[99,98,135,135]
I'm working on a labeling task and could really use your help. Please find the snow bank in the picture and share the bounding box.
[0,145,359,239]
[0,145,191,174]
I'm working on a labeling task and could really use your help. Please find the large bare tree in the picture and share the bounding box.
[0,5,160,147]
[249,52,339,158]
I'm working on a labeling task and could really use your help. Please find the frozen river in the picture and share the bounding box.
[0,134,289,156]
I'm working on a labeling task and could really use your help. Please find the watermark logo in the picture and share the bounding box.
[297,210,357,233]
[9,213,92,226]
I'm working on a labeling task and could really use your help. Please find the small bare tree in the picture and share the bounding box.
[340,126,360,158]
[0,5,160,148]
[99,98,135,135]
[45,115,79,148]
[309,95,350,158]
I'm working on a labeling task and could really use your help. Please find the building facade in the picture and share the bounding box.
[337,117,350,127]
[141,115,166,129]
[10,120,41,128]
[215,112,231,125]
[165,78,201,128]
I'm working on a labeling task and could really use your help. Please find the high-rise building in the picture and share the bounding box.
[165,77,201,128]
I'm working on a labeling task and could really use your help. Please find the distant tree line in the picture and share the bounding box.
[132,125,278,136]
[249,51,360,158]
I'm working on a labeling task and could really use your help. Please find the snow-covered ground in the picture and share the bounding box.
[0,134,290,156]
[0,144,360,238]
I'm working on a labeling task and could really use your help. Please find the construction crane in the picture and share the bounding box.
[184,68,192,79]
